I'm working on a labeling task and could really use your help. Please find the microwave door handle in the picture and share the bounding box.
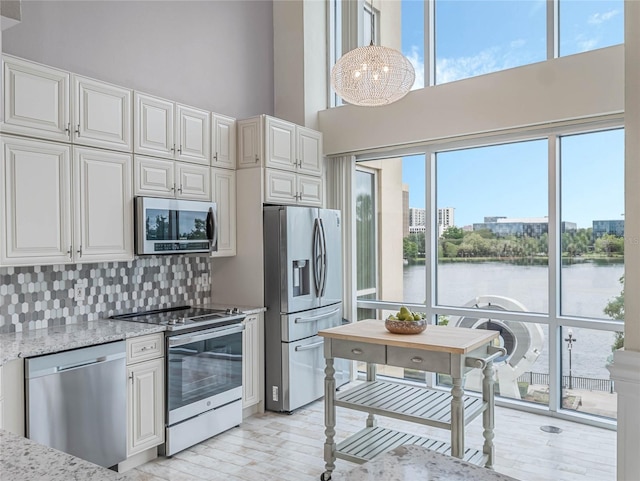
[207,207,218,252]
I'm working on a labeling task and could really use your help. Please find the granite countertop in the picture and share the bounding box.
[0,429,134,481]
[0,304,265,366]
[343,445,519,481]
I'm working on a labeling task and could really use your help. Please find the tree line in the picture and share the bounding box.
[403,226,625,261]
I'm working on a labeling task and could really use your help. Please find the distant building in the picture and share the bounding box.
[402,185,410,237]
[593,219,625,238]
[473,216,577,238]
[438,207,455,229]
[409,225,426,234]
[409,208,426,228]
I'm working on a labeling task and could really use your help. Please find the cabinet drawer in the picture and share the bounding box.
[127,333,164,364]
[387,346,451,375]
[330,339,385,364]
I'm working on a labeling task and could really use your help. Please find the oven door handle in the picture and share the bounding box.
[168,323,245,347]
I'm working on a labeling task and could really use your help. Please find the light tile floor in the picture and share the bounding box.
[129,399,616,481]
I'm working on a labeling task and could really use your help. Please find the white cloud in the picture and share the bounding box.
[406,45,425,90]
[588,9,620,25]
[577,37,600,52]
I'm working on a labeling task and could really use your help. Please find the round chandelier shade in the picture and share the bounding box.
[331,44,415,107]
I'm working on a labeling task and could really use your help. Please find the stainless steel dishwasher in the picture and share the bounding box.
[25,341,127,468]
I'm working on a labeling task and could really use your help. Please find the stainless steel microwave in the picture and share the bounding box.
[135,197,217,255]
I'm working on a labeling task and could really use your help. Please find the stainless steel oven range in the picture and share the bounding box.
[112,306,245,456]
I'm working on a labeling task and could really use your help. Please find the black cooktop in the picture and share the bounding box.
[111,305,244,331]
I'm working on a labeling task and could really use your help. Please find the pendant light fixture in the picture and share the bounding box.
[331,1,415,107]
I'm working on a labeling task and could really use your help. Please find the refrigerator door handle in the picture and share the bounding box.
[294,340,324,351]
[313,219,322,295]
[294,307,341,324]
[319,219,328,297]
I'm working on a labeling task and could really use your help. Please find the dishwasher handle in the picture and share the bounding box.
[26,341,126,379]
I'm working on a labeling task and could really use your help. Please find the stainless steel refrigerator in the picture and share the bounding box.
[264,205,349,412]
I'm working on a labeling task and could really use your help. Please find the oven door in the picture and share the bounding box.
[166,323,243,426]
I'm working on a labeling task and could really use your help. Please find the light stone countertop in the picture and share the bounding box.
[0,304,265,365]
[0,319,165,366]
[0,429,134,481]
[343,445,519,481]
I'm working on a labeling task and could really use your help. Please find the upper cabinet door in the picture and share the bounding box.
[134,155,175,197]
[264,168,297,205]
[73,147,133,262]
[265,117,295,171]
[212,113,236,170]
[296,127,322,176]
[134,93,174,159]
[1,136,72,266]
[73,75,132,152]
[175,163,211,201]
[211,168,236,257]
[237,117,262,168]
[297,174,323,207]
[176,104,210,165]
[1,56,70,142]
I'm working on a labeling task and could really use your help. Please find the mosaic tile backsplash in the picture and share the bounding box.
[0,256,211,333]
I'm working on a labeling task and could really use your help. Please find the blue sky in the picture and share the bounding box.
[399,0,624,228]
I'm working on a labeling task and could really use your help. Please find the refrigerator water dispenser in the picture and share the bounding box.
[292,260,309,297]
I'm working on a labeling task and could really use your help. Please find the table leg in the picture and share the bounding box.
[482,360,496,468]
[366,362,377,428]
[450,376,465,459]
[322,357,336,480]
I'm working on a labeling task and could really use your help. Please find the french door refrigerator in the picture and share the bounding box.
[264,205,349,412]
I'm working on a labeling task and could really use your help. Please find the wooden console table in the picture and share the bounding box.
[318,320,504,481]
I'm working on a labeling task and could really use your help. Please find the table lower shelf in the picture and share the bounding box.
[335,426,488,467]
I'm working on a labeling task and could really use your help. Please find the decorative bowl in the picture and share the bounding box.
[384,318,427,335]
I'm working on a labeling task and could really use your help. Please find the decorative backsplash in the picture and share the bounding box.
[0,256,211,333]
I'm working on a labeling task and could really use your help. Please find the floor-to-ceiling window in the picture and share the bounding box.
[355,126,624,425]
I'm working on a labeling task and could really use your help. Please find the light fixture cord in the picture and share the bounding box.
[370,0,375,46]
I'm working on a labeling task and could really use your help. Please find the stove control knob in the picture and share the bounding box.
[179,317,186,324]
[168,318,177,325]
[232,307,241,314]
[225,308,233,315]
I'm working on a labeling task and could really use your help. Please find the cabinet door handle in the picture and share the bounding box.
[65,123,71,136]
[67,246,72,259]
[411,357,423,364]
[77,245,83,257]
[171,144,176,153]
[254,154,259,163]
[129,372,134,383]
[178,184,183,194]
[298,192,303,200]
[213,152,218,162]
[178,145,182,155]
[351,348,363,355]
[75,124,80,135]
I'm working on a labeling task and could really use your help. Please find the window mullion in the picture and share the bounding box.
[548,134,561,413]
[426,0,435,86]
[547,0,559,59]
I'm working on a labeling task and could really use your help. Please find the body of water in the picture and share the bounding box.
[402,261,624,379]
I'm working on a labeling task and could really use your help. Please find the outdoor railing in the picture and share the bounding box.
[517,371,614,393]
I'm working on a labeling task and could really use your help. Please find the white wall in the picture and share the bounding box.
[1,0,274,119]
[319,45,624,155]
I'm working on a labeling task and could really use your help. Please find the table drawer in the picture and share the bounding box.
[330,339,386,364]
[387,346,451,375]
[127,333,164,364]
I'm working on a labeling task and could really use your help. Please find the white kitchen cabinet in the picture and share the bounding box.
[134,155,210,201]
[1,136,72,265]
[134,92,210,165]
[1,55,70,142]
[74,147,133,262]
[1,135,134,266]
[242,313,263,409]
[265,168,323,207]
[211,168,236,257]
[1,56,133,152]
[0,359,25,436]
[238,115,323,176]
[126,348,164,457]
[72,75,132,151]
[212,113,236,169]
